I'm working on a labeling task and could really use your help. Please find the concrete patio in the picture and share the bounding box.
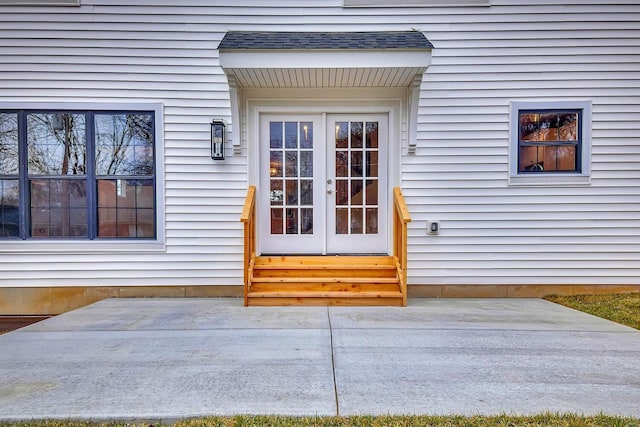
[0,298,639,421]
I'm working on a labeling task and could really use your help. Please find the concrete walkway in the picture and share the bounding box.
[0,298,639,421]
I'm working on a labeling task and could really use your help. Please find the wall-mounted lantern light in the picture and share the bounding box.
[211,120,226,160]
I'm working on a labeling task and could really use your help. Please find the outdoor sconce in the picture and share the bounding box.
[211,120,226,160]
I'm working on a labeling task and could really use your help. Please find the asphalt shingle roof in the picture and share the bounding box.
[218,31,433,50]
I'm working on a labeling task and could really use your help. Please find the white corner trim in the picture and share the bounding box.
[407,74,422,155]
[227,75,242,155]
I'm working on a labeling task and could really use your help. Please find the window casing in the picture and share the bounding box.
[0,110,156,240]
[509,100,592,186]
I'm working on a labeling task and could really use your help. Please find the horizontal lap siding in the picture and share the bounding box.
[409,2,640,285]
[0,1,638,287]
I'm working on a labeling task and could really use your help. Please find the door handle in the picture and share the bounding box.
[327,189,334,194]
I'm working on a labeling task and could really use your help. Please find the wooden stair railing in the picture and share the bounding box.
[393,187,412,306]
[240,185,256,307]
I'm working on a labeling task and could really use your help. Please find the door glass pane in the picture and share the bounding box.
[270,122,283,149]
[300,180,313,205]
[285,122,298,149]
[285,179,298,205]
[335,122,348,148]
[286,208,298,234]
[350,122,363,148]
[270,151,283,177]
[351,151,363,177]
[351,208,363,234]
[271,208,283,234]
[301,208,313,235]
[333,121,380,236]
[300,151,313,177]
[270,180,283,205]
[285,152,297,177]
[366,122,378,148]
[269,120,314,237]
[336,151,348,177]
[365,179,378,205]
[300,122,313,149]
[336,180,348,206]
[336,208,348,235]
[366,151,378,177]
[351,180,363,204]
[366,208,378,234]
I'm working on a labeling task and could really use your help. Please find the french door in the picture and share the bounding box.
[259,113,388,255]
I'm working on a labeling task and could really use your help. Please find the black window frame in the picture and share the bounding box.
[0,109,157,240]
[517,108,583,175]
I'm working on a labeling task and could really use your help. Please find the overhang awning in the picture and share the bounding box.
[218,31,433,88]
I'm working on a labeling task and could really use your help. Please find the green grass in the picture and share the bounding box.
[1,414,640,427]
[545,292,640,330]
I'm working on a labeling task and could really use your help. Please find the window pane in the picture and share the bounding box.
[27,113,86,175]
[519,113,540,142]
[97,179,155,238]
[0,113,18,175]
[0,180,19,237]
[519,145,577,173]
[559,113,578,141]
[30,179,87,238]
[95,113,154,176]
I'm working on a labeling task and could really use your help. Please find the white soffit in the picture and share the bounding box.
[218,32,433,88]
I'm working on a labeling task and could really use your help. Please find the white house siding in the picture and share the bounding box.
[0,0,638,288]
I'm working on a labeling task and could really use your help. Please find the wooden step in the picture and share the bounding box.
[247,255,402,306]
[249,281,400,293]
[247,292,404,307]
[253,255,398,279]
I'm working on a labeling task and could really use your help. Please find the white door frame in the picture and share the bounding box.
[247,94,403,256]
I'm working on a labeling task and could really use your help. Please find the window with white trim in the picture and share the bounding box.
[509,101,592,185]
[0,110,156,239]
